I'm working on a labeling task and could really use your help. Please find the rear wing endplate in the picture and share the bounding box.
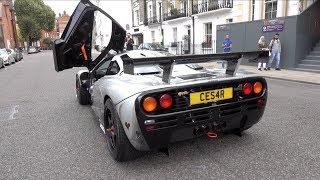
[121,51,268,83]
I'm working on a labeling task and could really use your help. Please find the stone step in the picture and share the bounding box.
[313,46,320,51]
[297,64,320,70]
[301,59,320,65]
[310,51,320,56]
[293,68,320,74]
[306,55,320,60]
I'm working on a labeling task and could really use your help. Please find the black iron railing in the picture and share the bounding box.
[192,0,233,14]
[164,8,187,21]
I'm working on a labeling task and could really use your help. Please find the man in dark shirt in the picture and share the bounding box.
[125,33,134,51]
[221,34,233,68]
[222,34,232,53]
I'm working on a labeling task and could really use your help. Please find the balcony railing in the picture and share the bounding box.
[192,0,233,14]
[148,16,160,25]
[164,8,187,21]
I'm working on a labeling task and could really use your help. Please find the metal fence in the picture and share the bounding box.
[192,0,233,14]
[168,42,214,55]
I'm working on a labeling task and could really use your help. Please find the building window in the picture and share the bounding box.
[265,0,277,19]
[204,22,212,48]
[149,5,152,18]
[173,27,177,42]
[169,0,175,14]
[252,0,255,20]
[134,10,139,26]
[151,31,155,43]
[226,18,233,23]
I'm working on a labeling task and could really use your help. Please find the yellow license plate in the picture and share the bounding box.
[189,87,233,106]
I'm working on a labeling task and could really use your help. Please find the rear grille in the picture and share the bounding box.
[219,104,242,117]
[153,116,178,130]
[150,99,263,130]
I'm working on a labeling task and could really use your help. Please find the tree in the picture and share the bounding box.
[15,0,55,50]
[43,37,53,49]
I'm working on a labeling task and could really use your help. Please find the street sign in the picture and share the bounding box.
[262,19,285,33]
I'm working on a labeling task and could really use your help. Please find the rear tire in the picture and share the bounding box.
[104,99,143,161]
[76,78,90,105]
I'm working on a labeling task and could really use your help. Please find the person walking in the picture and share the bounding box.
[221,34,232,68]
[257,36,269,71]
[125,33,134,51]
[267,33,281,70]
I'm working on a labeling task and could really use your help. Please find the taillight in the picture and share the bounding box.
[159,94,173,109]
[253,82,263,94]
[142,97,157,112]
[243,83,252,95]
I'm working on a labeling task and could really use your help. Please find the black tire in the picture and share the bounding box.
[76,78,90,105]
[104,99,143,161]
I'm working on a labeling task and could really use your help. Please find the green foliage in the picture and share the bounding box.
[15,0,55,42]
[43,37,53,46]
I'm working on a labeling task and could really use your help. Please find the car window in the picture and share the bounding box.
[106,61,120,75]
[95,59,111,77]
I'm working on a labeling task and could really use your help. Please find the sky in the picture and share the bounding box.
[43,0,132,28]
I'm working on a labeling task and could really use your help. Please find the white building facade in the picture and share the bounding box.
[130,0,316,54]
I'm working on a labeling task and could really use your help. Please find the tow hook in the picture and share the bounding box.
[206,131,218,140]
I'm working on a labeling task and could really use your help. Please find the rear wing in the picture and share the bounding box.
[121,51,268,83]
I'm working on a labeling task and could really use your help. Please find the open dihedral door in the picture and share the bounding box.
[53,0,126,72]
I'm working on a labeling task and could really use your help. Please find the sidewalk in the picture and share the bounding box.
[202,62,320,85]
[239,65,320,85]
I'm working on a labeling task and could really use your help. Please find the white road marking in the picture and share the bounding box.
[100,123,105,134]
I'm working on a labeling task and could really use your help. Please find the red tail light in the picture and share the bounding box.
[159,94,173,109]
[243,83,252,95]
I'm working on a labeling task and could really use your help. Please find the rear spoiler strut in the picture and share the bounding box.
[121,51,268,83]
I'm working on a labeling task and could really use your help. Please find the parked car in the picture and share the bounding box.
[53,0,269,161]
[28,46,38,54]
[15,48,23,60]
[138,43,168,52]
[36,46,41,52]
[0,57,4,68]
[0,49,15,65]
[6,48,20,62]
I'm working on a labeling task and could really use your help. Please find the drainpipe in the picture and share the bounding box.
[192,16,195,54]
[159,2,164,46]
[191,0,195,54]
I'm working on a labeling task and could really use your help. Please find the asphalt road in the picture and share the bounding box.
[0,51,319,179]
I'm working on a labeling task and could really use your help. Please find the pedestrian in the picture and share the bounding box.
[257,36,269,71]
[267,33,281,70]
[221,34,232,68]
[125,33,134,51]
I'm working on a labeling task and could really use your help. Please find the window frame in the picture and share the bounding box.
[264,0,278,20]
[173,27,177,42]
[204,22,212,48]
[252,0,255,21]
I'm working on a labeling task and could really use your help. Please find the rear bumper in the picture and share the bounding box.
[135,91,267,150]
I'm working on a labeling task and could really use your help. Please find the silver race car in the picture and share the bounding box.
[53,0,268,161]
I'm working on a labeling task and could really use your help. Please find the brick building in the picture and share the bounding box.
[0,0,18,48]
[57,11,70,38]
